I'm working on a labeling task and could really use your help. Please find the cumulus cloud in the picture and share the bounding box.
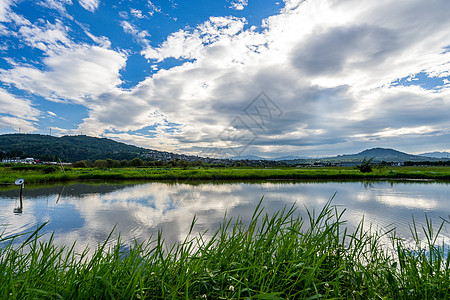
[0,88,40,120]
[78,0,99,12]
[1,45,126,104]
[37,0,73,19]
[130,0,450,155]
[0,87,40,131]
[142,16,247,61]
[230,0,248,11]
[121,20,150,46]
[16,19,72,53]
[146,1,161,16]
[0,0,14,22]
[130,8,144,19]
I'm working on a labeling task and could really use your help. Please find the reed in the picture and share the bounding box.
[1,199,449,299]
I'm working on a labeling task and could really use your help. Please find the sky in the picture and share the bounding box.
[0,0,449,158]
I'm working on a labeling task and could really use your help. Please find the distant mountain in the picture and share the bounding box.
[0,134,148,162]
[230,155,311,161]
[273,155,310,161]
[229,155,268,160]
[284,148,445,164]
[419,151,450,159]
[334,148,424,162]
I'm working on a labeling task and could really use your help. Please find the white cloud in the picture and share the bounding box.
[140,1,444,155]
[147,1,161,16]
[120,20,150,46]
[142,16,247,61]
[230,0,248,11]
[84,30,111,47]
[2,0,450,156]
[16,19,72,53]
[0,0,13,22]
[37,0,73,19]
[130,8,144,19]
[0,116,37,132]
[57,0,449,156]
[78,0,99,12]
[1,45,126,104]
[0,88,40,120]
[0,87,40,132]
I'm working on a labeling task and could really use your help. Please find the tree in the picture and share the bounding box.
[106,159,120,168]
[73,160,88,168]
[94,160,108,168]
[129,158,144,167]
[356,157,374,173]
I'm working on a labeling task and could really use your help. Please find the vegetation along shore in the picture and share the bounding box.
[1,163,450,184]
[1,200,449,299]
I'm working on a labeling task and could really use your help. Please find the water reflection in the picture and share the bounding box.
[0,180,449,253]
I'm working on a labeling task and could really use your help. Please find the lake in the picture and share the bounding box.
[1,180,449,252]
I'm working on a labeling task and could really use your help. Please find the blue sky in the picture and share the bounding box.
[0,0,449,158]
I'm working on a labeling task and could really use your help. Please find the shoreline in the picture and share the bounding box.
[2,165,450,184]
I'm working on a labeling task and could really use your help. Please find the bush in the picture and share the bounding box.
[42,166,59,174]
[129,158,144,167]
[106,159,120,168]
[94,160,108,168]
[356,157,374,173]
[72,160,88,168]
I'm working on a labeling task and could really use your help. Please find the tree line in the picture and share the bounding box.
[72,158,287,168]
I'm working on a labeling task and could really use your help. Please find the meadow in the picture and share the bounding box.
[1,200,449,299]
[2,164,450,184]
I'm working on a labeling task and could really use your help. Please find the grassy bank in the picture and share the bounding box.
[1,200,449,299]
[2,164,450,184]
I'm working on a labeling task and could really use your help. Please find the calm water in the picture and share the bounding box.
[1,180,449,252]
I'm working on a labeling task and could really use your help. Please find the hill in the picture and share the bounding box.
[333,148,429,162]
[419,151,450,159]
[283,148,445,164]
[0,134,284,166]
[0,134,147,162]
[1,134,447,165]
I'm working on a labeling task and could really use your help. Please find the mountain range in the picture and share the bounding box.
[0,134,448,164]
[418,151,450,159]
[233,148,449,163]
[284,148,450,164]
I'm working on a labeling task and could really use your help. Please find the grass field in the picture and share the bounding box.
[1,200,449,299]
[2,164,450,184]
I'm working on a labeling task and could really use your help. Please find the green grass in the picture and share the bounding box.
[1,199,449,299]
[2,164,450,184]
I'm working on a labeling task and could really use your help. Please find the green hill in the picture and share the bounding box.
[333,148,429,162]
[0,134,146,162]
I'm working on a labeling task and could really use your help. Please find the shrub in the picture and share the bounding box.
[356,157,374,173]
[42,165,59,174]
[72,160,88,168]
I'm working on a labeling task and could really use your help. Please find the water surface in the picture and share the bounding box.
[1,180,449,252]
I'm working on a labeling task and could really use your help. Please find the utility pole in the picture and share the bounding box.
[58,157,66,175]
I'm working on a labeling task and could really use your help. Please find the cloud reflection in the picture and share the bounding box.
[0,181,449,254]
